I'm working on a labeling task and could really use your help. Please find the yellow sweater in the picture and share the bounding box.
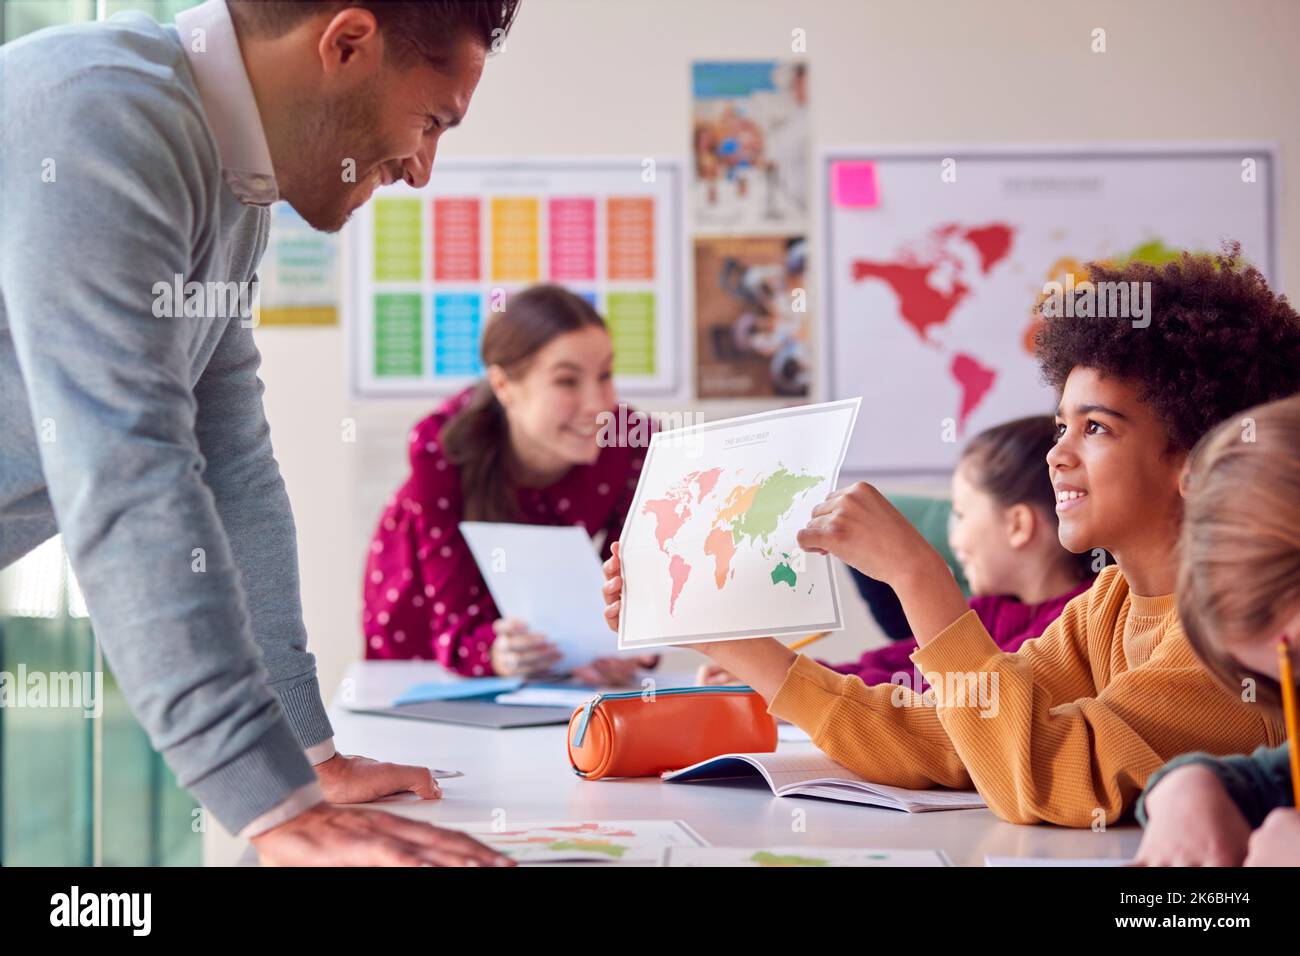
[769,565,1284,826]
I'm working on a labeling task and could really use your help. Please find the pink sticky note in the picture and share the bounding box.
[833,161,879,208]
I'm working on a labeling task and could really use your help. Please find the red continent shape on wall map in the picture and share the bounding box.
[963,224,1015,273]
[850,222,1016,435]
[849,259,970,343]
[951,353,998,433]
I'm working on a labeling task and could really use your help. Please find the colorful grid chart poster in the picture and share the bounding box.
[348,159,683,397]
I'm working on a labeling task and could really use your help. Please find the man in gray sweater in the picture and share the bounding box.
[0,0,519,866]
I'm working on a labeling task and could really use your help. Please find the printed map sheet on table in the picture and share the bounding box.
[442,820,706,865]
[665,847,948,867]
[618,399,860,649]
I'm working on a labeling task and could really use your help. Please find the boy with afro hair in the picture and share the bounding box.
[602,245,1300,826]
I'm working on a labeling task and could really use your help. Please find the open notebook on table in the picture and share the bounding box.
[662,750,986,812]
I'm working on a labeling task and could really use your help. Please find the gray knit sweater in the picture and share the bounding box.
[0,12,332,832]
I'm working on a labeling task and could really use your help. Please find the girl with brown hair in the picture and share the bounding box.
[363,285,655,683]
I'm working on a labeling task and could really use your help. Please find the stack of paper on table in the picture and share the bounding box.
[393,679,598,709]
[662,750,986,812]
[393,676,523,706]
[493,686,600,708]
[347,672,615,728]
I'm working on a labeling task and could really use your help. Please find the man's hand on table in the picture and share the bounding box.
[246,754,515,866]
[315,752,443,804]
[250,803,514,867]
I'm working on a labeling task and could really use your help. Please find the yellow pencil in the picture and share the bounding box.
[1279,636,1300,801]
[788,631,831,652]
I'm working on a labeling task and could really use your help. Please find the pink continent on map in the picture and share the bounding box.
[668,554,691,615]
[690,467,724,503]
[641,497,690,553]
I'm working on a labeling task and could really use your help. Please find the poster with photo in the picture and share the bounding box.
[694,235,811,399]
[692,61,810,233]
[256,204,340,326]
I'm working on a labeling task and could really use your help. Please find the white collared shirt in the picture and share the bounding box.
[174,2,335,839]
[175,0,279,206]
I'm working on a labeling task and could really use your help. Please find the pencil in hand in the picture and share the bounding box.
[1278,635,1300,802]
[788,630,831,652]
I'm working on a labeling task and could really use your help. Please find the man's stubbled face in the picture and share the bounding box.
[280,34,485,233]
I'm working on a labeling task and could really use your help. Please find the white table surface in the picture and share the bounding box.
[314,661,1143,867]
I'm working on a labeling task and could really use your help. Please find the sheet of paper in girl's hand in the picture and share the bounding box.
[460,521,630,672]
[618,398,861,650]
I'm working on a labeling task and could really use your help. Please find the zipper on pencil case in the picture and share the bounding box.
[571,685,756,748]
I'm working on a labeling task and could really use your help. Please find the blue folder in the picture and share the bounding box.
[392,676,524,707]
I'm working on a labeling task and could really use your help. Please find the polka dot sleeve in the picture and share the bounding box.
[595,410,653,561]
[361,415,499,676]
[598,445,645,561]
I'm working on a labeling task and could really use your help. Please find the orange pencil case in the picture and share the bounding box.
[567,686,777,779]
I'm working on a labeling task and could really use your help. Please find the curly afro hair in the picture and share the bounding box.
[1034,243,1300,453]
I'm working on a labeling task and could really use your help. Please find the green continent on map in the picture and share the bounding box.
[770,561,797,588]
[647,465,823,615]
[1113,238,1186,268]
[549,840,627,859]
[730,468,823,546]
[751,850,829,867]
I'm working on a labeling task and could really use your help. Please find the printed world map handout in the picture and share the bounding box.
[618,399,860,649]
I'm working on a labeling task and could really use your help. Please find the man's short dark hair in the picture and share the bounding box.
[1034,242,1300,453]
[228,1,521,67]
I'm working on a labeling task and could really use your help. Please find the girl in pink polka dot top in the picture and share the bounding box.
[362,285,656,683]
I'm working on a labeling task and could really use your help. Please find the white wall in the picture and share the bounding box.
[208,0,1298,860]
